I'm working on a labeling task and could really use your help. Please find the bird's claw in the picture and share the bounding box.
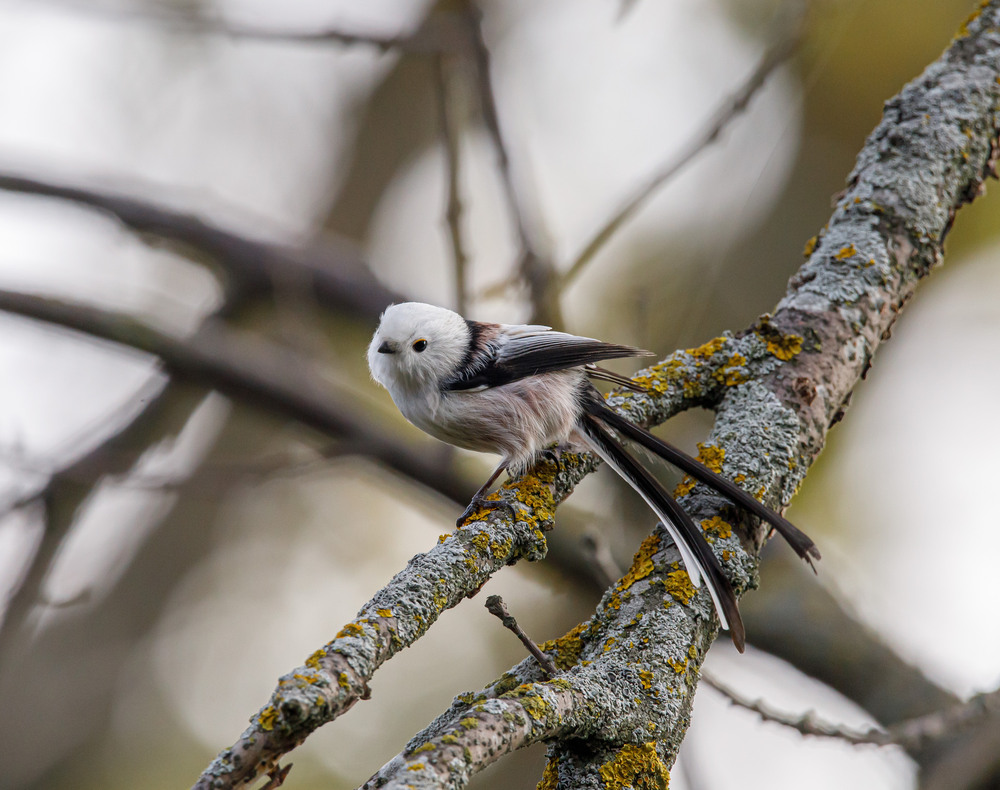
[456,495,516,527]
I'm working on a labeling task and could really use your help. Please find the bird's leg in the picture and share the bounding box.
[456,462,513,526]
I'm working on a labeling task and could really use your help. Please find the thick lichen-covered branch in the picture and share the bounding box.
[192,339,750,788]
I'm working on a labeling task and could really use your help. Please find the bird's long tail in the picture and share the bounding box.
[583,394,820,567]
[578,411,746,652]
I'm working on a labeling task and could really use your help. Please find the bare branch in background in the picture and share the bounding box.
[461,0,561,324]
[433,53,472,314]
[0,172,403,320]
[702,673,1000,750]
[578,532,623,588]
[16,0,464,52]
[560,3,808,289]
[0,289,470,505]
[0,378,203,655]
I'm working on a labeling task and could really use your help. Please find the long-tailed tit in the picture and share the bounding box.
[368,302,820,652]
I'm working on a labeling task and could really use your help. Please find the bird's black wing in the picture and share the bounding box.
[446,322,653,391]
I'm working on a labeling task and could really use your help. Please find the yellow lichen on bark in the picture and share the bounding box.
[598,742,670,790]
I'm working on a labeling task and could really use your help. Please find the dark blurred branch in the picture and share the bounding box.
[14,0,464,52]
[743,552,959,734]
[745,553,1000,784]
[703,672,1000,750]
[0,379,205,657]
[0,290,469,504]
[462,1,561,325]
[433,53,472,314]
[560,3,807,289]
[0,171,402,319]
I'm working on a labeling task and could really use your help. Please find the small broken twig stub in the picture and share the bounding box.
[484,595,558,676]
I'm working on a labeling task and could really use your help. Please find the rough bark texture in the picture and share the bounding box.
[194,4,1000,788]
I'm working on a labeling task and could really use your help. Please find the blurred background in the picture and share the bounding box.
[0,0,997,788]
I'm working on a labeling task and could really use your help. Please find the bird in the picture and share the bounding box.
[367,301,820,652]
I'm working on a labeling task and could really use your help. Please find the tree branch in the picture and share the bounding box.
[433,52,472,314]
[0,172,403,319]
[461,0,561,325]
[561,3,807,289]
[0,290,470,504]
[702,672,1000,750]
[19,0,463,52]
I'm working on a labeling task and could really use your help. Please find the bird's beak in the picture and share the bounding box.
[377,341,396,354]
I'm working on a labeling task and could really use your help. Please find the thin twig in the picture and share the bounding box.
[433,53,472,315]
[260,763,292,790]
[485,595,558,677]
[560,4,808,289]
[702,672,1000,750]
[461,0,559,323]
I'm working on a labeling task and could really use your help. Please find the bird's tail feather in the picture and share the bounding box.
[585,395,820,566]
[579,412,745,652]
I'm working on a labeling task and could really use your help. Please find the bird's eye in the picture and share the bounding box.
[412,339,428,352]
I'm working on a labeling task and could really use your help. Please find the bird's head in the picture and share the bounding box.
[368,302,470,393]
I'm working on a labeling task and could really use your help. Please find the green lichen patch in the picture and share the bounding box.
[490,672,522,697]
[598,742,670,790]
[500,685,550,723]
